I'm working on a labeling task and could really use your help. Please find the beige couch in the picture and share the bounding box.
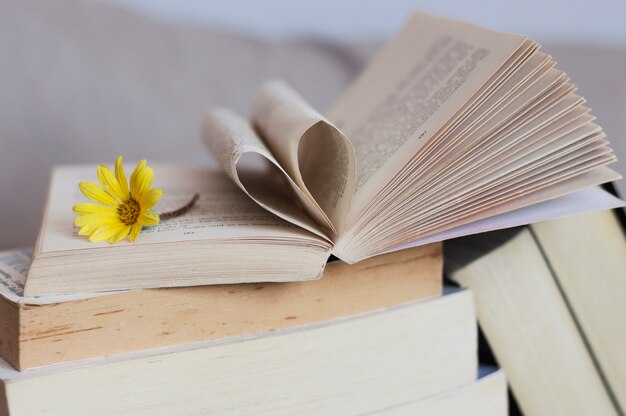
[0,0,624,249]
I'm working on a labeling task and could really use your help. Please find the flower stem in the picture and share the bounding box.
[160,193,200,220]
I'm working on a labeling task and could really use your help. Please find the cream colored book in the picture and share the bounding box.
[0,244,442,370]
[531,210,626,413]
[25,11,623,296]
[0,289,476,416]
[371,367,508,416]
[446,220,623,415]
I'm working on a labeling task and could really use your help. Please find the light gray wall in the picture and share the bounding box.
[109,0,626,45]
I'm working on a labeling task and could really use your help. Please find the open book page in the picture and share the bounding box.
[0,248,130,304]
[203,109,331,241]
[386,186,625,252]
[338,166,621,263]
[251,80,357,236]
[326,11,621,262]
[349,85,595,245]
[328,12,528,225]
[0,248,31,299]
[37,164,330,254]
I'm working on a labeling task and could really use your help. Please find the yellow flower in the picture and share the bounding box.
[73,156,163,244]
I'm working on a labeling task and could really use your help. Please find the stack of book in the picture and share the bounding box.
[1,11,623,415]
[446,208,626,416]
[0,244,510,415]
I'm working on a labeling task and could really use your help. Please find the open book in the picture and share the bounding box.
[25,12,623,296]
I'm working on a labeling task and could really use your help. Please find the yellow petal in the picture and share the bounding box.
[75,214,120,237]
[130,160,146,200]
[74,215,120,235]
[79,182,118,207]
[97,165,125,201]
[77,218,104,236]
[89,224,127,243]
[115,156,129,198]
[108,225,132,244]
[77,218,119,237]
[140,188,163,209]
[135,167,154,199]
[128,222,142,241]
[140,210,160,226]
[77,221,101,237]
[73,203,116,216]
[74,212,119,228]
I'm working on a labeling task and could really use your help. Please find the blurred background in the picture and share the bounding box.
[1,0,625,249]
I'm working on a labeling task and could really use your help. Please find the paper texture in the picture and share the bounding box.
[203,108,330,240]
[386,186,624,252]
[0,248,130,304]
[251,80,357,236]
[329,13,527,221]
[0,248,31,299]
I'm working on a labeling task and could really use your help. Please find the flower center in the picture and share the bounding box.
[118,199,141,225]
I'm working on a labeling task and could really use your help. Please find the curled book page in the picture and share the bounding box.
[203,109,331,241]
[251,80,357,236]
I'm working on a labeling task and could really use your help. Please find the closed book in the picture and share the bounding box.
[0,244,441,370]
[1,288,475,416]
[446,211,625,415]
[531,209,626,413]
